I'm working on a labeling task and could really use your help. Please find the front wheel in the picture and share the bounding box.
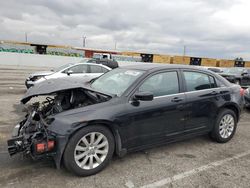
[210,109,237,143]
[63,125,115,176]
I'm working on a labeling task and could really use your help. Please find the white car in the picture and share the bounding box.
[25,63,112,88]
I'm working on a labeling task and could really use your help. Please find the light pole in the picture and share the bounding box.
[25,32,28,42]
[82,36,86,47]
[183,45,186,56]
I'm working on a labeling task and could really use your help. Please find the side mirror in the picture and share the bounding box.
[134,92,154,101]
[67,70,73,75]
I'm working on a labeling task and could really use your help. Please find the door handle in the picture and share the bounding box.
[210,91,218,95]
[171,97,183,102]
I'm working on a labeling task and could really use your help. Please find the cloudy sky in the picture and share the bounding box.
[1,0,250,59]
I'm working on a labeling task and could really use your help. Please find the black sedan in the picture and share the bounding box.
[7,64,244,176]
[219,67,250,86]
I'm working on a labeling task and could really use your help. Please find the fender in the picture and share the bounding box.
[49,119,126,169]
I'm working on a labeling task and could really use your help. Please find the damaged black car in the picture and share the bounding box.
[7,64,243,176]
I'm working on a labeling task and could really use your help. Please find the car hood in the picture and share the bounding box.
[21,77,110,104]
[29,71,54,78]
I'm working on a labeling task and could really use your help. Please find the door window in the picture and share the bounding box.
[139,71,179,97]
[183,71,216,91]
[90,65,104,73]
[64,64,88,74]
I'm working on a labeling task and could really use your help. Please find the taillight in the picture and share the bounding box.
[240,88,245,96]
[36,140,55,153]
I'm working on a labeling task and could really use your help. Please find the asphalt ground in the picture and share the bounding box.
[0,65,250,188]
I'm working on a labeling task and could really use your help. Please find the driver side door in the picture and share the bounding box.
[122,70,186,150]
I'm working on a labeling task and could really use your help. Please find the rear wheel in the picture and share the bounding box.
[63,125,115,176]
[210,109,237,143]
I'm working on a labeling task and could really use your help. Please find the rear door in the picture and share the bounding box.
[88,65,109,80]
[182,70,221,133]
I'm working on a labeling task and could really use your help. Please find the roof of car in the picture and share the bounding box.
[120,63,208,71]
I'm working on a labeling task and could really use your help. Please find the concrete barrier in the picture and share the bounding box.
[0,52,85,68]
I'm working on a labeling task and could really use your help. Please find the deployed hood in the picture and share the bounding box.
[21,78,95,104]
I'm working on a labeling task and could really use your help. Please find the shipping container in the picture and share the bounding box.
[153,54,171,64]
[201,58,217,67]
[218,59,235,67]
[172,56,190,65]
[121,51,141,57]
[245,61,250,67]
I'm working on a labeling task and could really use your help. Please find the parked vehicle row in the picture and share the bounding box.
[8,64,244,176]
[219,67,250,86]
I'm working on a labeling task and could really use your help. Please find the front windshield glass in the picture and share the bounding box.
[91,68,144,96]
[223,68,243,74]
[53,63,75,72]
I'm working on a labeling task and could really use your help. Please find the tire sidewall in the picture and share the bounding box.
[63,125,115,176]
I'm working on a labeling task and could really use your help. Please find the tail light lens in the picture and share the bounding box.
[240,88,245,96]
[36,140,55,153]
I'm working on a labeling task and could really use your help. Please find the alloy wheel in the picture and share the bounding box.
[74,132,109,170]
[219,114,235,139]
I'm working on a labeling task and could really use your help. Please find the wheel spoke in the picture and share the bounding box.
[90,133,95,145]
[96,149,108,155]
[94,134,104,146]
[89,155,94,169]
[80,156,89,167]
[75,150,89,161]
[75,145,87,152]
[81,137,90,147]
[97,141,108,149]
[94,154,102,164]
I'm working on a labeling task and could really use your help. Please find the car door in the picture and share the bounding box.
[61,64,88,79]
[122,70,187,149]
[182,70,221,133]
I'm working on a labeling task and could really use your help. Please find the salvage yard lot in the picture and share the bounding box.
[0,65,250,188]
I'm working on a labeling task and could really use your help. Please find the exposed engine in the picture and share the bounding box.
[7,88,111,158]
[39,89,98,116]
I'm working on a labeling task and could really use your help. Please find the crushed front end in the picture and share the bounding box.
[7,102,56,159]
[7,83,112,167]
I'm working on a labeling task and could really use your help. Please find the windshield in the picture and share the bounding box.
[53,63,75,72]
[223,68,244,74]
[91,68,144,96]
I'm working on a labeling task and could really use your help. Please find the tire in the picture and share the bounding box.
[210,109,237,143]
[63,125,115,176]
